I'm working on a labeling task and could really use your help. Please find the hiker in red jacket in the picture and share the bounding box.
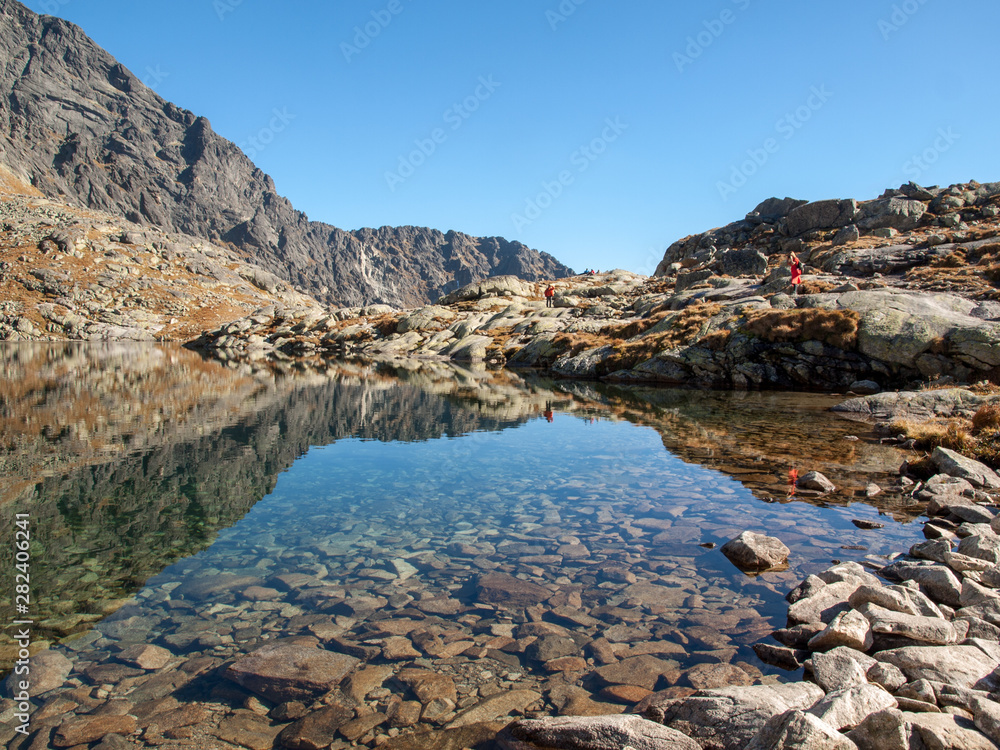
[544,284,556,307]
[789,252,803,294]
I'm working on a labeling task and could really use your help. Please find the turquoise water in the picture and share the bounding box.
[0,346,926,699]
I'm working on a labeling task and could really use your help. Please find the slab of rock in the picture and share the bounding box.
[496,714,701,750]
[875,645,999,690]
[808,609,873,651]
[857,602,959,645]
[476,573,551,606]
[881,562,963,608]
[2,650,72,697]
[721,531,790,573]
[849,584,935,618]
[278,704,354,750]
[745,709,859,750]
[786,199,859,236]
[377,722,507,750]
[932,446,1000,489]
[643,682,825,750]
[398,669,458,705]
[907,710,1000,750]
[971,695,1000,745]
[53,715,138,747]
[845,708,912,750]
[174,573,262,600]
[788,580,863,625]
[594,655,680,691]
[808,683,897,731]
[810,647,877,693]
[960,535,1000,565]
[448,690,541,728]
[117,644,172,670]
[225,643,359,703]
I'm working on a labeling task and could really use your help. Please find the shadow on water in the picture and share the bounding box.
[0,344,920,676]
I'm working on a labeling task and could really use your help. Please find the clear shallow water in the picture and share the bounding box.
[0,344,928,709]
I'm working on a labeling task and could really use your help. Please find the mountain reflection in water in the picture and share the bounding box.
[0,344,920,674]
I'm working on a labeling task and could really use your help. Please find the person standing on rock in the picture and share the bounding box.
[789,252,803,295]
[544,284,556,307]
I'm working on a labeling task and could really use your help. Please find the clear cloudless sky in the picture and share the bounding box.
[20,0,1000,274]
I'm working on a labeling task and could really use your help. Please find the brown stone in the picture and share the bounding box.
[225,643,359,703]
[175,573,262,600]
[594,655,679,690]
[448,690,542,728]
[375,722,506,750]
[277,704,353,750]
[387,699,422,728]
[339,712,386,742]
[212,710,283,750]
[476,573,551,606]
[544,656,588,672]
[117,644,173,671]
[599,684,653,704]
[381,636,421,660]
[345,665,394,703]
[685,663,754,689]
[53,716,138,747]
[398,669,458,705]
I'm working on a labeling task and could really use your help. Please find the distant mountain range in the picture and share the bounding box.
[0,0,572,308]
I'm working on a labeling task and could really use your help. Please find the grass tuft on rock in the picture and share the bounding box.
[742,308,860,350]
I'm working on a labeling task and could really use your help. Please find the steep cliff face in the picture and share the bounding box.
[0,0,572,307]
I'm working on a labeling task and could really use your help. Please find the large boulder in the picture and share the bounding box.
[438,276,536,305]
[745,710,857,750]
[224,643,359,703]
[719,248,768,277]
[496,715,701,750]
[643,682,825,750]
[748,197,809,224]
[832,388,988,422]
[931,446,1000,490]
[721,531,790,573]
[785,199,859,236]
[476,573,551,607]
[874,645,1000,690]
[857,198,927,231]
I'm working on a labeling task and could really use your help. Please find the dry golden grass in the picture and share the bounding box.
[742,308,860,350]
[890,406,1000,468]
[973,403,1000,432]
[550,302,725,374]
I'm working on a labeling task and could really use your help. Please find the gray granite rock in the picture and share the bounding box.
[721,531,790,572]
[496,714,701,750]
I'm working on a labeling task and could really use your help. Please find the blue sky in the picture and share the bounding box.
[21,0,1000,274]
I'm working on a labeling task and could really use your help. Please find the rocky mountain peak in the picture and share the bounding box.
[0,0,572,308]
